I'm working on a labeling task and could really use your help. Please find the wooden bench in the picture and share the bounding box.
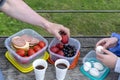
[0,36,119,80]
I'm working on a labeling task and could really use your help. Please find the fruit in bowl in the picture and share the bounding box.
[48,37,80,64]
[50,42,77,57]
[50,31,76,58]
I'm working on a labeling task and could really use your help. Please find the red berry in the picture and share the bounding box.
[56,43,64,49]
[61,35,69,44]
[50,46,59,53]
[57,50,64,56]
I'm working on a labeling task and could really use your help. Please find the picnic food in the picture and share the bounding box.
[38,41,46,48]
[21,34,39,46]
[50,43,76,57]
[57,50,64,56]
[61,34,69,44]
[83,61,105,77]
[11,36,29,51]
[16,49,26,57]
[83,62,92,71]
[28,48,36,56]
[33,45,41,52]
[93,62,104,71]
[63,44,76,57]
[89,68,100,77]
[60,31,69,44]
[50,46,59,53]
[12,34,46,57]
[96,46,104,54]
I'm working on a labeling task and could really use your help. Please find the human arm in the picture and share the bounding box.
[0,0,70,40]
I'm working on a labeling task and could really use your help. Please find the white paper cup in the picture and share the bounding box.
[55,59,70,80]
[33,59,48,80]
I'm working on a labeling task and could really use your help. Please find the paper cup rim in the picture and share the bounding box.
[33,59,48,69]
[55,59,70,69]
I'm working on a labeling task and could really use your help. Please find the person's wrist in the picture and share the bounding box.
[43,21,52,29]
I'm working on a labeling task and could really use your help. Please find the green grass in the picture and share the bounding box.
[1,0,120,37]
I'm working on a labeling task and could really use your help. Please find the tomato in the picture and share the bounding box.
[28,48,35,56]
[16,49,25,57]
[38,41,46,48]
[33,45,41,52]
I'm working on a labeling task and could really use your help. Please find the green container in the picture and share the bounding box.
[80,50,110,80]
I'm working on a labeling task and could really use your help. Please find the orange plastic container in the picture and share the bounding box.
[48,51,80,69]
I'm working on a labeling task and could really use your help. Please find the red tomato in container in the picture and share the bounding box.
[28,48,35,56]
[33,45,41,52]
[38,41,46,48]
[16,49,25,57]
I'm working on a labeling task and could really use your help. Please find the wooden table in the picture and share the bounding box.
[0,36,119,80]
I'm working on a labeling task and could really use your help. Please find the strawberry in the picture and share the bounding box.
[61,34,69,44]
[60,31,69,44]
[50,46,59,53]
[56,43,64,50]
[57,50,64,56]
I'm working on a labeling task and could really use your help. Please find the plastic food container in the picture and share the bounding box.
[48,38,81,64]
[48,51,80,69]
[5,29,48,65]
[80,50,110,80]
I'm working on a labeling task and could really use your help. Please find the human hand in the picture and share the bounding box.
[96,37,118,49]
[45,22,70,40]
[96,49,118,68]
